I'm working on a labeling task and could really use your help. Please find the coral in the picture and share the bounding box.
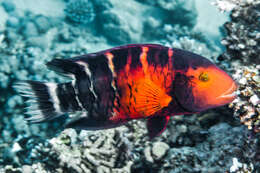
[215,0,260,171]
[229,65,260,133]
[5,128,134,172]
[135,0,197,28]
[216,0,260,135]
[160,24,221,60]
[218,1,260,64]
[99,11,132,44]
[229,158,254,173]
[97,0,198,44]
[212,0,256,12]
[64,0,95,24]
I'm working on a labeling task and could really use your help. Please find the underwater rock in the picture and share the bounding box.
[92,0,113,12]
[229,158,254,173]
[26,36,50,50]
[157,0,197,28]
[151,142,169,160]
[135,0,197,28]
[132,123,248,173]
[168,123,247,172]
[21,21,39,38]
[99,11,132,44]
[1,0,15,13]
[34,15,51,34]
[6,16,19,28]
[64,0,95,24]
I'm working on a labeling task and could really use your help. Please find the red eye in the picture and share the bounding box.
[199,72,209,82]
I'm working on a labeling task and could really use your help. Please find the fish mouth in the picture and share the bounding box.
[217,82,238,99]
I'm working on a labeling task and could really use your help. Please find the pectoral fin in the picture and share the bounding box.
[133,79,172,117]
[147,115,170,139]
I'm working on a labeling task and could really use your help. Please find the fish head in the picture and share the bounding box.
[172,49,237,113]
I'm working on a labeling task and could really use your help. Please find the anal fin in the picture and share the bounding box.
[147,115,170,139]
[66,116,123,130]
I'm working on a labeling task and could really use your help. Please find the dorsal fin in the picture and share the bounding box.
[46,58,85,76]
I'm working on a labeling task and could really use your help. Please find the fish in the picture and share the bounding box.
[14,44,237,139]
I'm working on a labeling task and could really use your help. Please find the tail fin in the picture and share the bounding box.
[14,81,64,123]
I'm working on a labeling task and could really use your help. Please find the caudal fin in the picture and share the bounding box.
[14,81,65,123]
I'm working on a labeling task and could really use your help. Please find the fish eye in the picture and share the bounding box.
[199,72,209,82]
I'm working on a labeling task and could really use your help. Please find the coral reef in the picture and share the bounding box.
[0,0,259,172]
[230,65,260,133]
[0,121,251,173]
[218,1,260,64]
[64,0,95,24]
[229,158,254,173]
[212,0,256,12]
[215,0,260,135]
[214,0,260,171]
[135,0,197,28]
[14,128,133,173]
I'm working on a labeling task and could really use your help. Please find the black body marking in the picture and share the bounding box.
[83,55,115,119]
[56,83,82,112]
[146,47,159,66]
[110,48,129,73]
[129,46,142,70]
[171,72,194,113]
[172,48,213,71]
[158,48,170,67]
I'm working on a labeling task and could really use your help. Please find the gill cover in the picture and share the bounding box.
[186,65,237,111]
[171,48,237,112]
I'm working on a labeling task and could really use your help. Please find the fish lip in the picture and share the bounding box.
[217,82,238,99]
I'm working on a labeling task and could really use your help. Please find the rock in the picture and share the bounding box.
[22,165,33,173]
[21,21,38,37]
[144,146,153,163]
[1,0,15,13]
[58,27,75,43]
[6,16,19,28]
[99,11,131,44]
[249,95,259,106]
[26,35,49,50]
[65,0,95,24]
[152,142,169,160]
[92,0,113,12]
[34,15,51,33]
[11,142,22,153]
[5,29,19,44]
